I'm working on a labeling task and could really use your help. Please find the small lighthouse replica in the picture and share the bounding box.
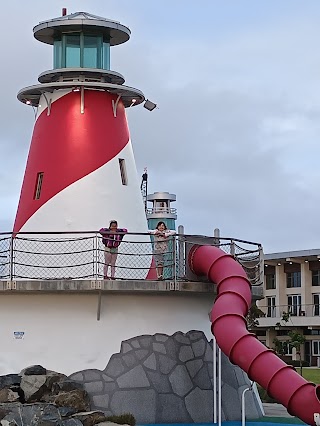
[14,10,151,240]
[146,191,177,231]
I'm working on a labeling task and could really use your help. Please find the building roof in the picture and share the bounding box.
[33,11,131,46]
[265,248,320,262]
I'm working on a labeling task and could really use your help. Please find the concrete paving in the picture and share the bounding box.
[263,403,295,418]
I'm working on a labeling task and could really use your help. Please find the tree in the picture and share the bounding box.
[273,311,306,375]
[288,329,306,375]
[246,302,265,329]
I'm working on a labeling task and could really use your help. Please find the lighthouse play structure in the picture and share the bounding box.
[6,9,320,426]
[14,10,153,239]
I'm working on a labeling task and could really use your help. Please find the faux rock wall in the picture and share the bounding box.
[70,331,263,424]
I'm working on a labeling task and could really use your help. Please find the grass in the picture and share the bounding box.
[258,368,320,404]
[300,367,320,383]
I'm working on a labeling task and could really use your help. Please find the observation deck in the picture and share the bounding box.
[0,231,263,320]
[0,231,263,292]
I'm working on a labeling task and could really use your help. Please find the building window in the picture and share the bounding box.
[312,340,320,356]
[312,270,320,286]
[281,341,293,355]
[266,274,276,289]
[265,265,276,289]
[53,33,110,70]
[286,271,301,288]
[118,159,128,185]
[313,294,320,316]
[287,294,302,316]
[267,296,276,317]
[34,172,44,200]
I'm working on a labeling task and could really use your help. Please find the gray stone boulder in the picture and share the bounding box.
[0,366,93,425]
[71,410,107,426]
[23,365,47,376]
[20,368,68,403]
[0,390,19,404]
[54,389,90,412]
[0,376,20,391]
[0,402,62,425]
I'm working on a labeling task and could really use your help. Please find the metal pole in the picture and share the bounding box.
[9,233,14,281]
[177,225,185,279]
[94,233,99,280]
[230,239,235,257]
[259,245,264,285]
[218,346,222,426]
[241,384,254,426]
[213,228,220,246]
[213,336,217,424]
[173,236,177,285]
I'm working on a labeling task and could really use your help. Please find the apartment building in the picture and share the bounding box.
[256,249,320,367]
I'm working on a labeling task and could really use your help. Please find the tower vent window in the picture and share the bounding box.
[34,172,44,200]
[118,159,128,185]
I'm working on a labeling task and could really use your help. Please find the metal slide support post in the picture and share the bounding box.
[218,345,222,426]
[241,382,254,426]
[213,336,217,424]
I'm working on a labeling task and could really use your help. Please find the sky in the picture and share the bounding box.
[1,0,320,253]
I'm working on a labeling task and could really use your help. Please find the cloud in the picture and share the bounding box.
[1,1,320,254]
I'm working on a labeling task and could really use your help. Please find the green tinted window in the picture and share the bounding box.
[65,35,81,67]
[53,39,62,68]
[83,35,102,68]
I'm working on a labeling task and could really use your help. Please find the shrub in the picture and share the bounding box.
[105,413,136,426]
[286,360,309,368]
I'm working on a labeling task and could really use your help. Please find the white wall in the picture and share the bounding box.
[0,293,214,376]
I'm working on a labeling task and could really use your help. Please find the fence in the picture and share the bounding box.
[258,303,320,319]
[0,231,263,285]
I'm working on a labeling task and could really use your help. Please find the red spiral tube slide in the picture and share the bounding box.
[189,244,320,426]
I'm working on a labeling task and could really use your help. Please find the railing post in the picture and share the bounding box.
[173,235,177,285]
[9,233,14,281]
[259,245,264,286]
[177,225,185,280]
[94,233,98,280]
[230,239,235,257]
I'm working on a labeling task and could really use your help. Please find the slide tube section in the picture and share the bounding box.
[189,244,320,426]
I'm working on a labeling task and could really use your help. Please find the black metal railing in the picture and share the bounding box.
[0,231,263,285]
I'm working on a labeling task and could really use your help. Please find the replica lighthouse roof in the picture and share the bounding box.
[33,11,131,46]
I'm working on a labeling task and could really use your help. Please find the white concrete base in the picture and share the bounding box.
[0,293,214,376]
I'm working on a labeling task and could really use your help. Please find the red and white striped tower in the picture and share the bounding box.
[14,11,154,278]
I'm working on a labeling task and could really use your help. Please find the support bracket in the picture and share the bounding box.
[112,95,121,117]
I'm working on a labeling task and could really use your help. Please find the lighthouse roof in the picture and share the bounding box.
[33,11,131,46]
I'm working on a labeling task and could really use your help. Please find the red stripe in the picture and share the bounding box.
[14,90,129,232]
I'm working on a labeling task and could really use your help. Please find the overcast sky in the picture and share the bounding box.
[1,0,320,253]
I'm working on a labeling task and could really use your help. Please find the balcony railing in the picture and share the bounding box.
[0,231,263,285]
[146,207,177,215]
[258,303,320,319]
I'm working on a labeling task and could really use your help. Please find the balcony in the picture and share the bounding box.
[257,303,320,327]
[0,231,263,294]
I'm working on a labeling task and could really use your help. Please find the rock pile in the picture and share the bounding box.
[0,365,120,425]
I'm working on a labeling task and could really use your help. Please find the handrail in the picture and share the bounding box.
[0,231,263,246]
[0,231,263,284]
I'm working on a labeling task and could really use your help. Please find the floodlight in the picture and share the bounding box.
[143,99,157,111]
